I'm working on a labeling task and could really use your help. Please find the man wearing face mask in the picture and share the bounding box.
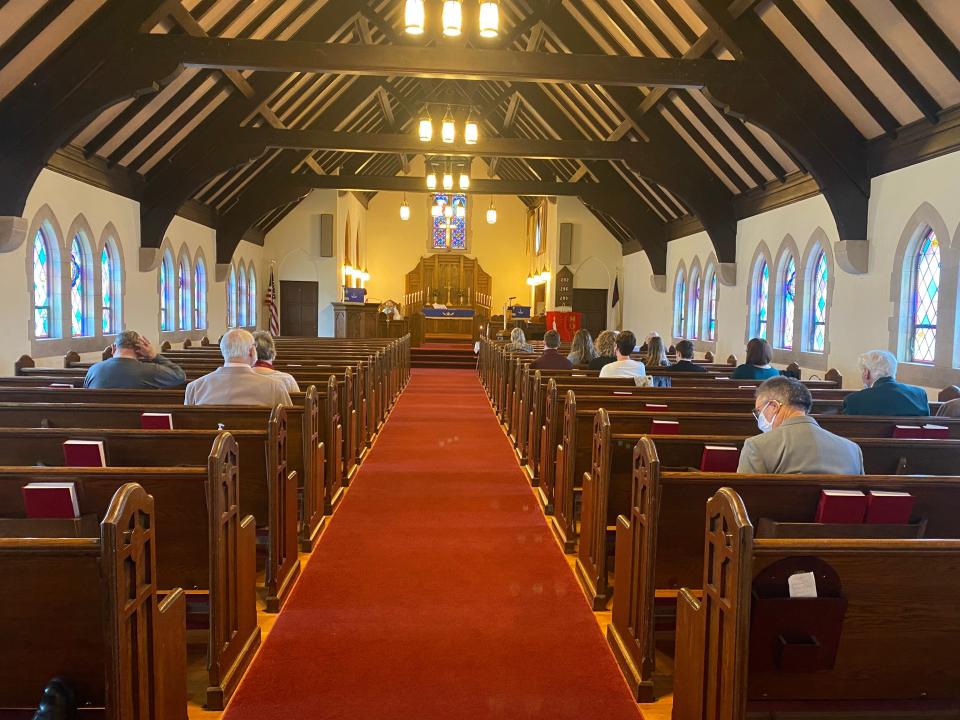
[737,376,863,474]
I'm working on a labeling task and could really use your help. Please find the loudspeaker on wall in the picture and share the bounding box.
[558,222,573,266]
[313,213,334,257]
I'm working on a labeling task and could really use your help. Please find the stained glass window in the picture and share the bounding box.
[248,268,257,327]
[227,266,237,328]
[431,194,467,250]
[238,266,248,327]
[910,228,940,364]
[160,252,174,332]
[707,270,718,341]
[673,271,686,338]
[101,243,115,335]
[194,258,207,329]
[690,270,702,339]
[70,235,89,336]
[178,256,191,331]
[780,255,796,349]
[755,260,769,339]
[811,250,828,352]
[33,230,52,339]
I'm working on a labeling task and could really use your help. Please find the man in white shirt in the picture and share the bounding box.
[185,329,292,406]
[599,330,647,379]
[252,331,301,393]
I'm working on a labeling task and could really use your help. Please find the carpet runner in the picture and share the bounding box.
[223,369,642,719]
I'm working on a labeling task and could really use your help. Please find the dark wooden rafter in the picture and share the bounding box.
[685,0,872,248]
[826,0,941,123]
[888,0,960,84]
[139,0,362,251]
[0,1,181,221]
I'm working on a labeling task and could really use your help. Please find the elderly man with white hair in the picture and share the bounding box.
[184,328,292,406]
[841,350,928,416]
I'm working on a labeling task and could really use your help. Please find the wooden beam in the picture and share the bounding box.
[142,34,746,88]
[297,174,585,196]
[888,0,960,84]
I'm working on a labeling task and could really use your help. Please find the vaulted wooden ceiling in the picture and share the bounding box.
[1,0,958,275]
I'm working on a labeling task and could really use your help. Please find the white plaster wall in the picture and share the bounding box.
[622,149,960,395]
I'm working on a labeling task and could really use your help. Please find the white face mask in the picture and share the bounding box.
[755,401,776,433]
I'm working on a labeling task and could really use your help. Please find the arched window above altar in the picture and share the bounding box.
[431,194,467,251]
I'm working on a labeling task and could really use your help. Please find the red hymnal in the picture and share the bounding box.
[21,482,80,519]
[699,445,740,472]
[815,489,867,524]
[141,412,174,430]
[923,424,950,439]
[651,419,680,435]
[645,403,669,412]
[62,440,106,467]
[892,425,924,439]
[865,490,914,524]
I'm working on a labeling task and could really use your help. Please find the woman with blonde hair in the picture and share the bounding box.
[588,330,618,371]
[566,328,598,366]
[504,327,534,353]
[642,335,670,368]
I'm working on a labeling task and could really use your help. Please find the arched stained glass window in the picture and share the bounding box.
[780,255,796,350]
[227,265,237,328]
[673,271,686,338]
[237,265,248,327]
[101,242,117,335]
[755,260,769,339]
[707,270,718,341]
[810,250,828,352]
[690,270,702,339]
[70,235,90,337]
[178,256,191,331]
[160,251,175,332]
[33,230,53,339]
[194,257,207,329]
[431,193,467,250]
[248,267,257,327]
[910,228,940,364]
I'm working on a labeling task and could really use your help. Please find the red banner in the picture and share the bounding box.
[545,311,582,342]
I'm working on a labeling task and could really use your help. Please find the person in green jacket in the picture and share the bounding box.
[841,349,929,416]
[731,338,780,381]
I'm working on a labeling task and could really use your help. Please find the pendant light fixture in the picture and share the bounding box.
[443,203,454,219]
[404,0,425,34]
[455,202,466,219]
[399,194,410,221]
[478,1,499,38]
[441,107,455,144]
[458,173,470,190]
[442,171,454,191]
[431,201,442,217]
[442,0,463,37]
[486,197,497,224]
[464,118,479,145]
[426,172,437,190]
[418,112,433,142]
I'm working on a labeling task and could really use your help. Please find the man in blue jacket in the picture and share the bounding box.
[841,349,929,416]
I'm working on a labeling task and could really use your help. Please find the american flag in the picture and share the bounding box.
[265,268,280,337]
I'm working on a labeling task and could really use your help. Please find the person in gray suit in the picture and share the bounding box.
[184,329,292,407]
[737,376,864,475]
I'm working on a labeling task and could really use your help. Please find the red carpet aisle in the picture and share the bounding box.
[223,369,642,720]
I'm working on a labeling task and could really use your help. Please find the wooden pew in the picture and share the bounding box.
[0,416,299,612]
[0,483,187,719]
[672,488,960,719]
[0,432,258,710]
[607,436,960,701]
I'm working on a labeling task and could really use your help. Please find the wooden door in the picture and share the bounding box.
[279,281,318,337]
[572,288,608,339]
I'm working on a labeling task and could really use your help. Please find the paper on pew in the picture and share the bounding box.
[788,571,818,598]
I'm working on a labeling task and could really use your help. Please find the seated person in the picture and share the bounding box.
[83,331,186,389]
[185,329,292,406]
[671,340,707,372]
[252,331,300,393]
[937,392,960,417]
[531,330,573,370]
[642,336,670,368]
[589,330,618,371]
[738,377,864,474]
[566,328,597,366]
[504,327,534,353]
[731,338,779,380]
[842,349,929,416]
[599,330,646,379]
